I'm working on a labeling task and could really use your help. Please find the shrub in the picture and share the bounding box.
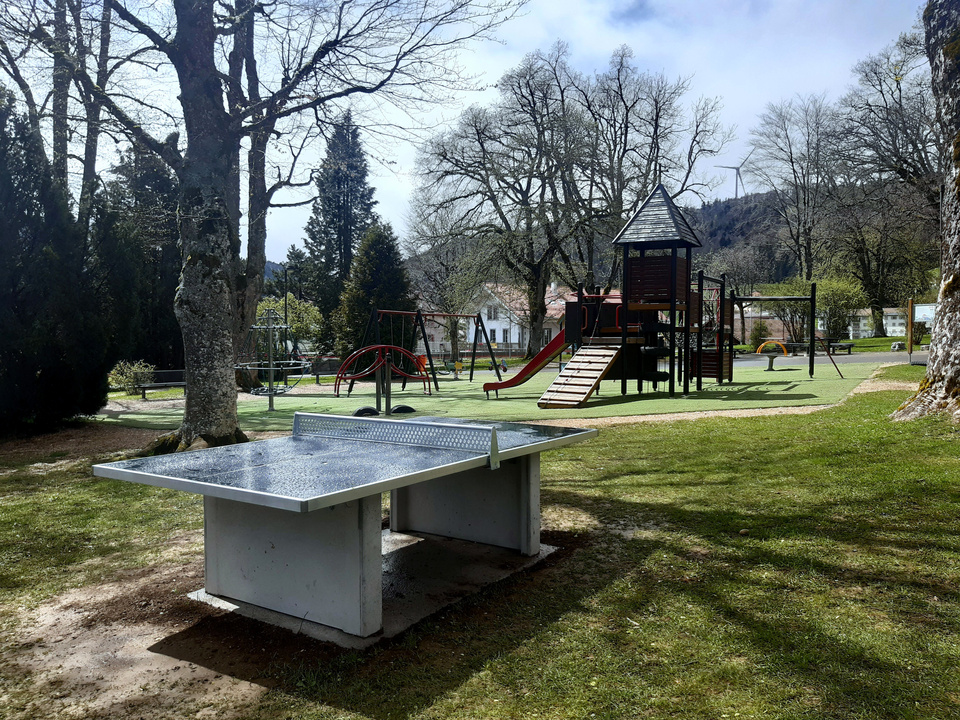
[109,360,156,395]
[749,321,770,352]
[912,321,928,347]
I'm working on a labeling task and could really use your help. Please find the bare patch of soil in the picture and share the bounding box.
[0,421,287,467]
[0,423,160,465]
[6,542,340,719]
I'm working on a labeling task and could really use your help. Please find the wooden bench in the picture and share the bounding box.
[829,342,854,355]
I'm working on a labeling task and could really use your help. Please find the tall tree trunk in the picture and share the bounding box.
[894,0,960,420]
[165,0,245,448]
[51,0,69,187]
[449,318,460,361]
[230,0,267,354]
[524,271,549,359]
[870,304,887,338]
[237,126,269,351]
[76,0,112,233]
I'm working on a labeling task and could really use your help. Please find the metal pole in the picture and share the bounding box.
[809,282,817,378]
[267,311,275,412]
[384,350,392,415]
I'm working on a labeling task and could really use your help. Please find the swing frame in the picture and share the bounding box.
[731,283,841,378]
[354,308,502,390]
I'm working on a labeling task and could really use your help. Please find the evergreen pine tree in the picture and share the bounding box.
[304,111,378,315]
[108,143,183,369]
[333,223,416,358]
[0,90,125,430]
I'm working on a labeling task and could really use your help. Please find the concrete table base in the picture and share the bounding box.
[201,453,540,638]
[192,530,557,649]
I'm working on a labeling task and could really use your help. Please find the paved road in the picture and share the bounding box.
[735,350,926,370]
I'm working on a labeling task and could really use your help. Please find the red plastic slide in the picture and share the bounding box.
[483,330,570,397]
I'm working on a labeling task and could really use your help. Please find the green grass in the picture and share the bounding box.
[3,364,959,719]
[0,458,202,609]
[848,335,931,352]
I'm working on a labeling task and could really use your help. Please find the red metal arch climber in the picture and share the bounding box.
[334,344,432,397]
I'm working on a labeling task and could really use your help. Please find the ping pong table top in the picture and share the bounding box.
[93,414,596,512]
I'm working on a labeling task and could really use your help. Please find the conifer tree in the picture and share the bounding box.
[108,144,183,369]
[333,223,415,358]
[304,111,378,315]
[0,90,125,430]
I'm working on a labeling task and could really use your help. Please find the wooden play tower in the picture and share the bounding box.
[539,185,735,408]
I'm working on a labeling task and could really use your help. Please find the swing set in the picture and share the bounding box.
[733,282,843,378]
[333,308,502,398]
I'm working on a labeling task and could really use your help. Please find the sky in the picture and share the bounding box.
[264,0,925,263]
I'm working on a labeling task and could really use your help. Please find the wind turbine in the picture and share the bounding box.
[716,148,755,199]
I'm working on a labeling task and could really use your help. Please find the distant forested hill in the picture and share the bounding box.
[264,260,284,283]
[685,192,780,254]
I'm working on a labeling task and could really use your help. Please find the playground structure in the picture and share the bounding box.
[484,185,848,408]
[485,185,738,408]
[483,331,570,398]
[235,309,311,410]
[487,186,736,408]
[335,309,502,409]
[738,286,843,378]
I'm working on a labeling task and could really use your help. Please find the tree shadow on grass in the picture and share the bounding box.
[135,479,960,720]
[541,487,960,717]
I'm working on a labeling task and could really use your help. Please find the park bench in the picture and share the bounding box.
[134,369,186,399]
[829,342,854,355]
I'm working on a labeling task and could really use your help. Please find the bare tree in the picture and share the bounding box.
[417,57,574,357]
[747,95,835,280]
[416,44,730,356]
[822,168,938,336]
[894,0,960,421]
[839,30,944,211]
[16,0,525,448]
[554,45,731,291]
[404,190,491,360]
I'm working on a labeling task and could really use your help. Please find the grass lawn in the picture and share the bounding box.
[4,364,960,718]
[848,336,931,352]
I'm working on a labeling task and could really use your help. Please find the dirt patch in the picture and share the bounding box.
[0,422,287,467]
[6,540,340,719]
[0,424,161,465]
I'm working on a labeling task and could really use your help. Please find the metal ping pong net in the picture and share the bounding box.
[292,413,501,470]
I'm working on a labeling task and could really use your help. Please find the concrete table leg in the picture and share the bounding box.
[390,454,540,556]
[203,494,383,637]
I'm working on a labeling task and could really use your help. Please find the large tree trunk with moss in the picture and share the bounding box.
[894,0,960,421]
[160,0,246,449]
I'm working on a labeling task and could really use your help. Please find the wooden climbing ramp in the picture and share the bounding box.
[537,346,621,408]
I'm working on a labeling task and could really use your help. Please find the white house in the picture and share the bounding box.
[470,283,572,355]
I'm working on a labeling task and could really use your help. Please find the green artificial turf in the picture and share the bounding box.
[97,360,894,433]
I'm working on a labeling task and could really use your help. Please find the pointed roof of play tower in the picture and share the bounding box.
[612,184,702,249]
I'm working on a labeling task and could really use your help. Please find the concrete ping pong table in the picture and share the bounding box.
[93,413,595,639]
